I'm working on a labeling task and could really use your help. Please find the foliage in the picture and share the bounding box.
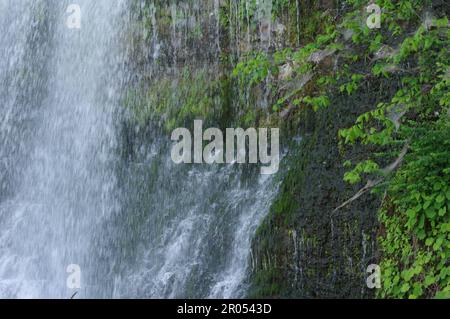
[338,1,449,298]
[379,120,450,299]
[233,51,274,87]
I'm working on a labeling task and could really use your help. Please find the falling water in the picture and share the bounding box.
[111,148,279,298]
[0,0,281,299]
[0,0,126,298]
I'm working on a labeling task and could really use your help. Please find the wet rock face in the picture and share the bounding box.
[127,0,231,74]
[248,77,400,298]
[319,0,335,10]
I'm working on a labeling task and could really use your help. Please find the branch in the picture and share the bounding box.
[333,141,410,213]
[332,178,384,213]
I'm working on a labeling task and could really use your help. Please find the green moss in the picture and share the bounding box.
[124,65,229,132]
[248,266,285,298]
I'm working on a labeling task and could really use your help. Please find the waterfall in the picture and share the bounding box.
[0,0,281,299]
[111,151,279,298]
[0,0,126,298]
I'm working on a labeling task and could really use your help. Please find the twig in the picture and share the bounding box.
[333,141,410,213]
[333,178,384,213]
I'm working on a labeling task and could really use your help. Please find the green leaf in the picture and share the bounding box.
[412,285,423,298]
[433,237,444,251]
[436,194,445,203]
[425,238,434,246]
[400,283,410,293]
[435,290,450,299]
[426,209,436,219]
[424,275,435,287]
[402,269,414,281]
